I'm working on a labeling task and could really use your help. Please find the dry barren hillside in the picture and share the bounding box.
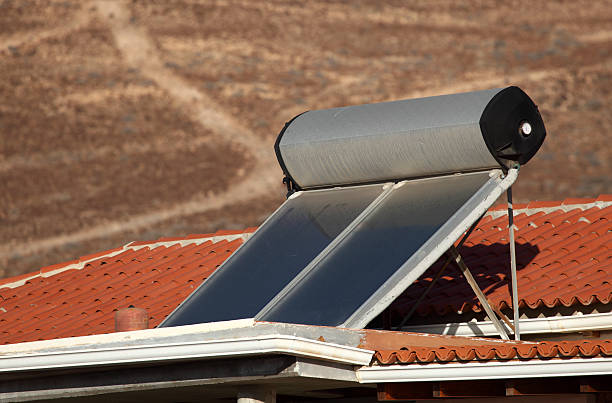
[1,0,611,278]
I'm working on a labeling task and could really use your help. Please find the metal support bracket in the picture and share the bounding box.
[282,176,299,198]
[448,247,510,340]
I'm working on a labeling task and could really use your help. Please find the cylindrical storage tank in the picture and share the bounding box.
[275,86,546,190]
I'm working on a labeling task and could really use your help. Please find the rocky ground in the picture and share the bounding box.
[1,0,611,278]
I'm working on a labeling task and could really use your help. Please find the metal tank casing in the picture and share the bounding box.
[275,86,546,189]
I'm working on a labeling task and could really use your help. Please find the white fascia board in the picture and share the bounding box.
[0,334,373,373]
[0,319,257,354]
[403,312,612,337]
[357,357,612,383]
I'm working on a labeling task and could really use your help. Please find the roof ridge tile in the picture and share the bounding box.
[563,197,598,205]
[487,194,612,219]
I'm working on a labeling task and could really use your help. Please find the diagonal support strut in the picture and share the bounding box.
[448,247,510,340]
[397,214,485,329]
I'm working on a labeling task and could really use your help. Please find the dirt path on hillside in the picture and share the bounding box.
[0,1,280,260]
[0,7,91,50]
[312,56,612,105]
[401,62,612,99]
[93,0,272,160]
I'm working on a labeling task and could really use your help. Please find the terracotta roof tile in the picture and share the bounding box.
[373,337,612,365]
[0,234,246,344]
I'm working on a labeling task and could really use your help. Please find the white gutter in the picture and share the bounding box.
[357,357,612,383]
[0,334,373,373]
[402,312,612,337]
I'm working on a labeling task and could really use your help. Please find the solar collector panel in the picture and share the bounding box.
[160,183,386,327]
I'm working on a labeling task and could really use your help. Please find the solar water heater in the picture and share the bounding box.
[161,86,546,338]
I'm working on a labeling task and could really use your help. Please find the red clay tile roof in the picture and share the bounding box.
[0,196,610,345]
[0,229,255,345]
[393,195,612,320]
[374,337,612,365]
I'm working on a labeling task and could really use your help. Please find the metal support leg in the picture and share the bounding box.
[448,247,510,340]
[507,187,521,340]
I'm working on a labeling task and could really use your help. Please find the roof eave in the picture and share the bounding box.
[358,357,612,383]
[0,320,375,400]
[0,320,374,374]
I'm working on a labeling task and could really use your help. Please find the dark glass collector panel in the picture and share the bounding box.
[161,184,384,327]
[261,172,491,327]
